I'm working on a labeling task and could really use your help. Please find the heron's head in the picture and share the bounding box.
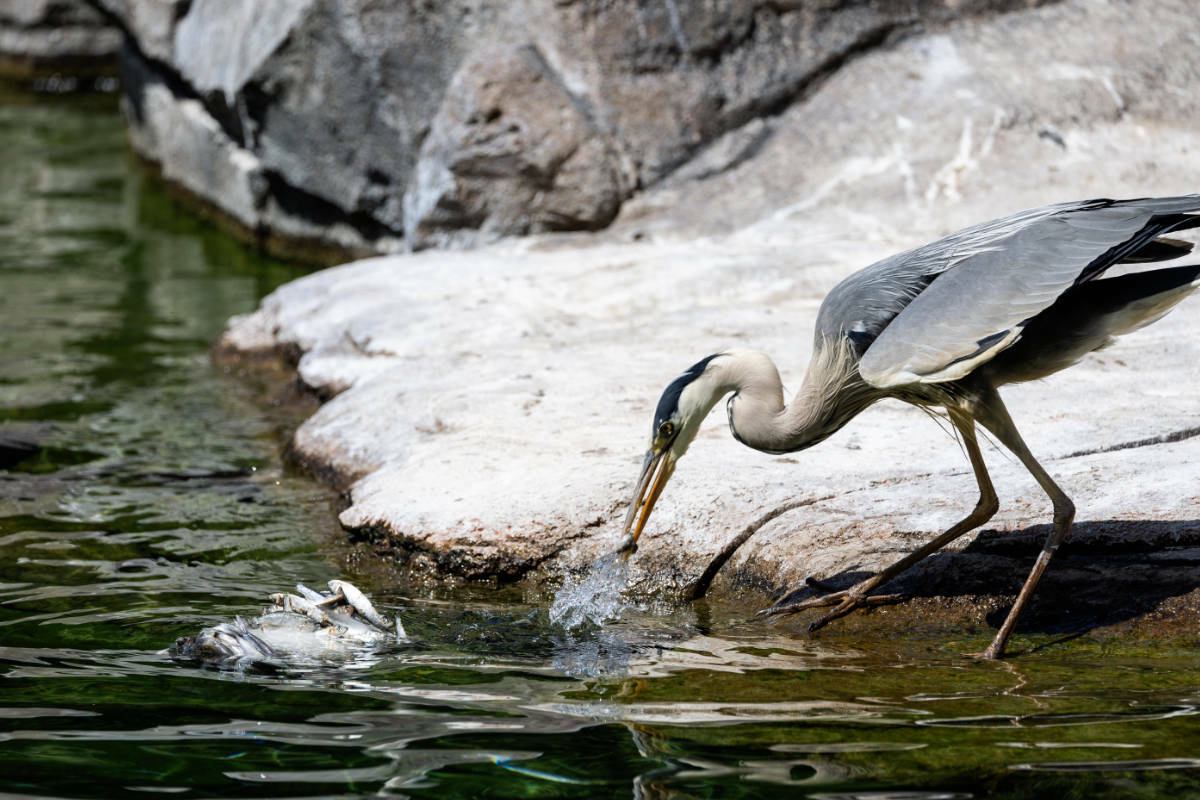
[616,354,729,555]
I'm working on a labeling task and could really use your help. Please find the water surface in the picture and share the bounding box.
[4,86,1200,800]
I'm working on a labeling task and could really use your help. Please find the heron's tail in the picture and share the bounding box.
[1081,263,1200,336]
[981,263,1200,384]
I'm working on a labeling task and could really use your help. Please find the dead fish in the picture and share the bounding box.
[269,592,332,626]
[167,579,406,668]
[327,579,397,633]
[169,617,279,664]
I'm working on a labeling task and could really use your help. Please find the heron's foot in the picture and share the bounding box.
[967,649,1002,661]
[968,638,1008,661]
[756,587,903,632]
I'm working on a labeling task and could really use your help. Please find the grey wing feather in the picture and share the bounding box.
[855,196,1200,388]
[816,201,1079,348]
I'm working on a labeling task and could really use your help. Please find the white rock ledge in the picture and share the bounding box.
[217,224,1200,610]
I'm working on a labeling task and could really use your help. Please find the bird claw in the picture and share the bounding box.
[807,596,865,632]
[969,642,1005,661]
[757,589,849,617]
[757,586,904,630]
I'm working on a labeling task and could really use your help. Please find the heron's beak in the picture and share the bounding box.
[616,448,676,556]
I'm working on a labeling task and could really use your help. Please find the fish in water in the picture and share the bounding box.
[168,579,406,668]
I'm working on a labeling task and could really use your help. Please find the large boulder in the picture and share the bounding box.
[103,0,1050,257]
[403,44,634,248]
[218,0,1200,633]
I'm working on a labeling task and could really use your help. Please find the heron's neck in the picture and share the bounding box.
[713,346,877,454]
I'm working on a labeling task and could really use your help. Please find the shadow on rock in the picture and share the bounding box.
[772,518,1200,635]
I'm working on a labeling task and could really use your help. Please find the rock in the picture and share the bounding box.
[403,44,633,249]
[121,58,267,233]
[170,0,313,104]
[217,0,1200,633]
[209,0,422,233]
[119,47,401,260]
[102,0,1049,257]
[610,0,1200,241]
[0,0,121,79]
[92,0,189,64]
[0,423,52,469]
[109,0,469,258]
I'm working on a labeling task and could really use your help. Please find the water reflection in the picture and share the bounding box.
[1011,758,1200,773]
[9,595,1200,797]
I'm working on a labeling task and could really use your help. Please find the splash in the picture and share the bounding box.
[548,552,631,630]
[551,629,636,677]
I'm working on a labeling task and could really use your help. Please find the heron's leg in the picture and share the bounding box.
[974,392,1075,661]
[761,411,999,627]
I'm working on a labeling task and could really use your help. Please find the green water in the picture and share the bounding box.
[4,87,1200,800]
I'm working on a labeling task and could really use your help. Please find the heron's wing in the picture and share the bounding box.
[858,195,1200,388]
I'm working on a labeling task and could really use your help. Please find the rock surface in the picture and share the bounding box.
[218,0,1200,637]
[0,0,121,79]
[103,0,1048,258]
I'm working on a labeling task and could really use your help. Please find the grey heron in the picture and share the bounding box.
[617,195,1200,659]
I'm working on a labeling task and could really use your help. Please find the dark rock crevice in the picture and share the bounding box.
[261,169,401,247]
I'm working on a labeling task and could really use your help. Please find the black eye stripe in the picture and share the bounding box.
[652,353,722,434]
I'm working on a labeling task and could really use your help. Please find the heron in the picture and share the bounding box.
[616,195,1200,659]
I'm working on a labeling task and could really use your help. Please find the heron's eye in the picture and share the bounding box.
[658,422,674,439]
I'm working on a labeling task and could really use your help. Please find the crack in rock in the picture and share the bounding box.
[1060,426,1200,460]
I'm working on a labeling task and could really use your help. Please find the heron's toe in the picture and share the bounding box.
[756,590,848,617]
[806,596,861,632]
